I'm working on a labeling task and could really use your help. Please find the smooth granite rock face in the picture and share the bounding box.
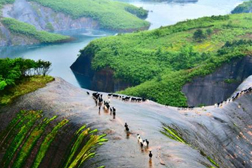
[0,76,252,168]
[2,0,99,32]
[182,56,252,106]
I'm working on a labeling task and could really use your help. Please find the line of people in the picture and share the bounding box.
[124,123,153,161]
[92,92,116,119]
[177,106,195,110]
[88,91,153,162]
[215,86,252,108]
[108,93,147,103]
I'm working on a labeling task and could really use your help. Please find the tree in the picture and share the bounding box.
[206,28,213,36]
[193,29,206,42]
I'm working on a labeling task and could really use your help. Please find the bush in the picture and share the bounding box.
[0,58,52,91]
[193,29,206,42]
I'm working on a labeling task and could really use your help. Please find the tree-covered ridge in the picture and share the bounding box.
[28,0,150,31]
[231,0,252,14]
[120,43,252,106]
[1,18,70,43]
[74,13,252,106]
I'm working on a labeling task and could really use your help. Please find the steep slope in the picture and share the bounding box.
[231,0,252,14]
[71,13,252,106]
[1,76,252,167]
[2,0,150,32]
[0,18,70,46]
[182,56,252,106]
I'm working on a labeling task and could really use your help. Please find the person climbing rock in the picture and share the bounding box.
[125,123,128,129]
[149,151,153,159]
[146,139,149,147]
[140,142,143,148]
[113,110,116,119]
[95,99,98,106]
[126,126,129,132]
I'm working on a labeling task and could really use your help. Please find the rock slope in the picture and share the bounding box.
[2,0,99,32]
[1,76,252,167]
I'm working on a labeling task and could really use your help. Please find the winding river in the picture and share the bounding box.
[0,0,245,88]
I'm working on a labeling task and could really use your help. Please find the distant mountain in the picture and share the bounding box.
[231,0,252,14]
[1,0,150,32]
[0,18,70,46]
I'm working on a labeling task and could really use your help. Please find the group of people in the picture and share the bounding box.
[91,92,116,119]
[88,91,153,162]
[124,123,153,160]
[215,86,252,108]
[177,86,252,110]
[177,106,195,110]
[108,93,147,103]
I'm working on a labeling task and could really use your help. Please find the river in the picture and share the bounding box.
[0,0,245,88]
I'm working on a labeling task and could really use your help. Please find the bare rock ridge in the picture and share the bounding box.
[1,76,252,167]
[0,21,39,46]
[182,56,252,106]
[2,0,99,32]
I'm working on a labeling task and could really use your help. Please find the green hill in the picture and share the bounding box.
[0,0,14,8]
[28,0,150,31]
[1,18,70,44]
[231,0,252,14]
[72,13,252,106]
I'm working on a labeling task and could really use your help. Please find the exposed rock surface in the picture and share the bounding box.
[0,21,39,46]
[2,0,99,32]
[71,53,133,92]
[182,56,252,106]
[1,76,252,167]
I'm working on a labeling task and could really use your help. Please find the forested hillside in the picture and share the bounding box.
[232,0,252,14]
[71,13,252,106]
[1,18,70,43]
[28,0,150,31]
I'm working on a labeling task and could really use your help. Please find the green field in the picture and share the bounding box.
[1,18,70,43]
[28,0,150,31]
[73,13,252,106]
[232,0,252,14]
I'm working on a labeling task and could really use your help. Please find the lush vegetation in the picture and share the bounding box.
[1,18,70,43]
[28,0,150,31]
[0,58,51,91]
[232,0,252,14]
[0,110,107,168]
[75,13,252,106]
[125,6,148,19]
[0,58,54,105]
[0,0,15,8]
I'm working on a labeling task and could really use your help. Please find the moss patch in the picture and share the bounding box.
[0,75,54,106]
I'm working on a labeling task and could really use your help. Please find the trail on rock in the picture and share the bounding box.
[1,76,252,168]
